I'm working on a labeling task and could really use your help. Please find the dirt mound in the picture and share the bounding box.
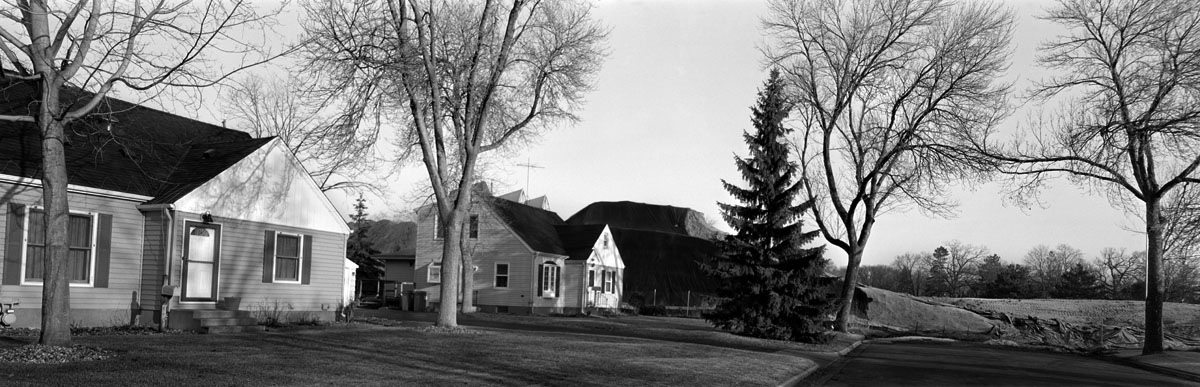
[851,286,1200,352]
[941,298,1200,327]
[850,286,1011,337]
[566,201,722,240]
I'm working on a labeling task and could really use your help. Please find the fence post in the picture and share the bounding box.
[687,290,691,317]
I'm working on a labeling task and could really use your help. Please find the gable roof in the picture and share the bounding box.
[0,77,268,201]
[483,195,566,255]
[554,224,607,261]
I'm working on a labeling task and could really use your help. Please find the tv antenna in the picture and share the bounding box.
[516,158,543,193]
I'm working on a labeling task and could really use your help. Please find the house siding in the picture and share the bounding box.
[0,183,146,328]
[167,211,347,322]
[415,203,548,311]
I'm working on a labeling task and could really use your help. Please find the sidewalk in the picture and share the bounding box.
[1111,350,1200,383]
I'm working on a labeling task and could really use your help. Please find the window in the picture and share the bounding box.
[494,263,509,288]
[435,214,479,239]
[25,208,95,284]
[274,233,302,282]
[538,262,560,298]
[428,262,442,283]
[602,234,609,249]
[604,270,614,293]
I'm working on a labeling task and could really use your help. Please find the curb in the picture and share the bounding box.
[777,338,865,387]
[1104,355,1200,383]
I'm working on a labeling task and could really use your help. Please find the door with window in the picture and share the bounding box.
[182,222,221,302]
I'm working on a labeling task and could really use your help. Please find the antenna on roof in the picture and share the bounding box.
[516,158,543,194]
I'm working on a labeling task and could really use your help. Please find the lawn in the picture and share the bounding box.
[0,315,823,386]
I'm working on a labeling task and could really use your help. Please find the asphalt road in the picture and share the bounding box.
[803,340,1199,387]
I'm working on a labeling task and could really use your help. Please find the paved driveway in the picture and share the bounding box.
[805,341,1198,386]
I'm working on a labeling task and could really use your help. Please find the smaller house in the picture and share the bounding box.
[0,78,351,330]
[414,188,624,314]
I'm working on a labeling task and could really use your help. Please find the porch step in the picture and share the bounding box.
[188,309,262,334]
[202,325,267,334]
[199,317,259,327]
[193,310,252,319]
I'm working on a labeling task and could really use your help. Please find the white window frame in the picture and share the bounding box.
[604,269,614,293]
[540,262,559,298]
[273,232,304,284]
[22,206,98,287]
[428,262,442,283]
[494,262,509,288]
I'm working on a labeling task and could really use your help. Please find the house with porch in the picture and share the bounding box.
[0,78,350,331]
[414,188,624,314]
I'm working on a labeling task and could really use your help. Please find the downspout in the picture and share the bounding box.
[529,253,538,315]
[162,206,174,286]
[162,206,175,331]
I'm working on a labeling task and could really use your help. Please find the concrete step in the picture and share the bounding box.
[199,317,259,327]
[192,310,252,319]
[202,325,266,334]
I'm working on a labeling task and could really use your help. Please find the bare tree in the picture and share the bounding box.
[1096,247,1144,299]
[0,0,280,346]
[892,252,930,296]
[762,0,1014,331]
[974,0,1200,354]
[221,75,386,192]
[301,0,607,327]
[1023,244,1085,298]
[938,240,987,297]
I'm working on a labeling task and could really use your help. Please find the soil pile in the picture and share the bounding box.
[851,286,1200,352]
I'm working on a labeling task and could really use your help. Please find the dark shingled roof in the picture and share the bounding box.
[554,224,607,261]
[0,77,267,202]
[483,195,566,255]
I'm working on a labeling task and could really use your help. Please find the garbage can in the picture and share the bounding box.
[414,291,427,312]
[401,290,414,311]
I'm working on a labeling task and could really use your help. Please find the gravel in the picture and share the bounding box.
[0,344,114,364]
[0,325,194,364]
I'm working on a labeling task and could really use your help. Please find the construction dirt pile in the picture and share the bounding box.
[849,286,1200,352]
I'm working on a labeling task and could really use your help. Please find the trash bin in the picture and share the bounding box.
[414,291,427,312]
[402,290,414,311]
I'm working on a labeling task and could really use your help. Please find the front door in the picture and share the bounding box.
[182,222,221,302]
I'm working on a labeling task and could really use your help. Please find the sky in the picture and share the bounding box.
[188,0,1149,268]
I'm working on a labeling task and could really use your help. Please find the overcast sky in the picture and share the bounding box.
[225,0,1149,267]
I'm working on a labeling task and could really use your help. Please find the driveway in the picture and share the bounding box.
[804,340,1197,386]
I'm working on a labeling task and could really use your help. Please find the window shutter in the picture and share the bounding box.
[3,204,25,285]
[93,213,112,288]
[262,230,275,283]
[556,265,562,297]
[301,234,313,285]
[537,263,544,295]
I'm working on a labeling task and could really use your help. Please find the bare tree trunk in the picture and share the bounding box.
[37,85,72,347]
[834,248,863,332]
[1145,197,1165,355]
[437,209,463,327]
[460,234,475,313]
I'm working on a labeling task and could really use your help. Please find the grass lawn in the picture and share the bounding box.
[0,315,823,386]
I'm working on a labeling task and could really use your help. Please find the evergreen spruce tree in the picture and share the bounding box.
[703,69,836,343]
[347,194,383,279]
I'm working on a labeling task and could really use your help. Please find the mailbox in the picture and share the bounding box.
[161,285,179,298]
